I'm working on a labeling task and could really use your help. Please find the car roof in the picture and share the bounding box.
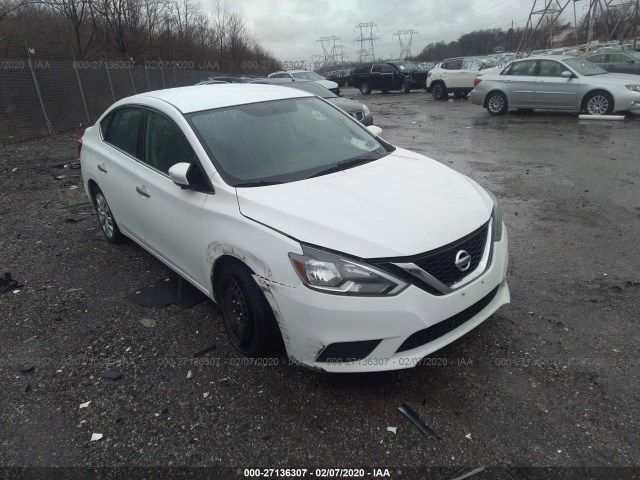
[136,84,311,114]
[518,55,575,61]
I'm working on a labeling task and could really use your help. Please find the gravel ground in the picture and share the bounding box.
[1,88,639,478]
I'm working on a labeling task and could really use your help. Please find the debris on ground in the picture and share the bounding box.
[20,363,34,373]
[193,344,216,357]
[65,212,93,223]
[1,272,22,294]
[127,275,206,309]
[90,433,103,442]
[465,433,472,440]
[138,318,156,328]
[450,467,485,480]
[203,392,209,398]
[186,370,193,379]
[100,370,122,381]
[386,426,397,434]
[79,401,91,409]
[398,403,439,439]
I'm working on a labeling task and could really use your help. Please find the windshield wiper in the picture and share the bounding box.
[234,180,284,187]
[306,153,385,179]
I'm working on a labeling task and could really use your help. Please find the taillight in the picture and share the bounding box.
[473,78,482,86]
[76,138,83,157]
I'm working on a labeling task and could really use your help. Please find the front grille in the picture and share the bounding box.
[396,285,499,353]
[372,220,491,295]
[316,339,382,363]
[413,221,489,286]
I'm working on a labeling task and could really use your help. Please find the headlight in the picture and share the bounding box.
[362,104,370,115]
[626,85,640,92]
[486,190,504,242]
[289,246,407,296]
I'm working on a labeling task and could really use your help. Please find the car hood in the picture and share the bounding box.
[236,148,493,258]
[326,97,364,113]
[315,79,339,90]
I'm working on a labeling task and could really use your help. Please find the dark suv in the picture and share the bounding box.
[350,60,428,95]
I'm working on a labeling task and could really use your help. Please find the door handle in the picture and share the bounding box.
[136,186,150,198]
[97,164,107,173]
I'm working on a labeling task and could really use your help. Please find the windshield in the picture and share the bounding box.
[188,97,390,186]
[564,58,607,76]
[283,81,336,99]
[393,61,416,71]
[292,71,323,81]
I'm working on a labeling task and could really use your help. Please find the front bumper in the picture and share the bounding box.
[265,227,510,372]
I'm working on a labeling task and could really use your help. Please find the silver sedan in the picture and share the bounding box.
[470,55,640,115]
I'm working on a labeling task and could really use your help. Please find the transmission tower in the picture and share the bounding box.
[316,36,341,68]
[517,0,573,52]
[353,22,379,63]
[393,29,419,58]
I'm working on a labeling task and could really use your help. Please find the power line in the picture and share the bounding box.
[353,22,379,62]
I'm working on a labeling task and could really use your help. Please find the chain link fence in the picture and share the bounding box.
[0,53,233,143]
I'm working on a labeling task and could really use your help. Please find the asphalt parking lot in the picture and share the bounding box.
[1,87,639,477]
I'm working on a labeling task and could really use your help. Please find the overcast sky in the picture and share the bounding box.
[218,0,580,63]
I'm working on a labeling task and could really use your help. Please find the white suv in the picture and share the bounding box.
[427,57,493,100]
[79,84,509,372]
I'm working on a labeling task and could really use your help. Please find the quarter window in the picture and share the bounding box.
[103,108,143,157]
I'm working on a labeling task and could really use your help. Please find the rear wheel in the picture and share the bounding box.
[584,91,613,115]
[360,81,371,95]
[216,261,283,357]
[486,91,508,115]
[431,82,446,100]
[92,186,123,244]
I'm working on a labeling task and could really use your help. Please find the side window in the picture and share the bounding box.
[539,60,563,77]
[371,64,382,73]
[144,110,197,175]
[507,60,536,76]
[104,108,143,157]
[608,54,626,64]
[381,64,396,73]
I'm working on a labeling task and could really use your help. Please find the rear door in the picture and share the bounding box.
[534,59,579,109]
[498,60,537,108]
[97,107,148,242]
[369,64,383,89]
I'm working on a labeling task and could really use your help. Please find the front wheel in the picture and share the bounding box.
[360,81,371,95]
[93,186,123,243]
[584,91,613,115]
[217,261,283,357]
[486,91,508,115]
[431,82,446,100]
[400,82,410,94]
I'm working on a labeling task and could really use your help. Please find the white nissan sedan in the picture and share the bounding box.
[80,84,510,372]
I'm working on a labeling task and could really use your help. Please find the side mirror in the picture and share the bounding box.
[366,125,382,136]
[561,70,573,78]
[168,162,191,187]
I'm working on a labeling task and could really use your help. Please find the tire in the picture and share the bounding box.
[400,82,410,94]
[454,90,468,99]
[486,91,508,115]
[584,91,613,115]
[360,81,371,95]
[216,261,283,357]
[431,82,446,100]
[92,186,124,244]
